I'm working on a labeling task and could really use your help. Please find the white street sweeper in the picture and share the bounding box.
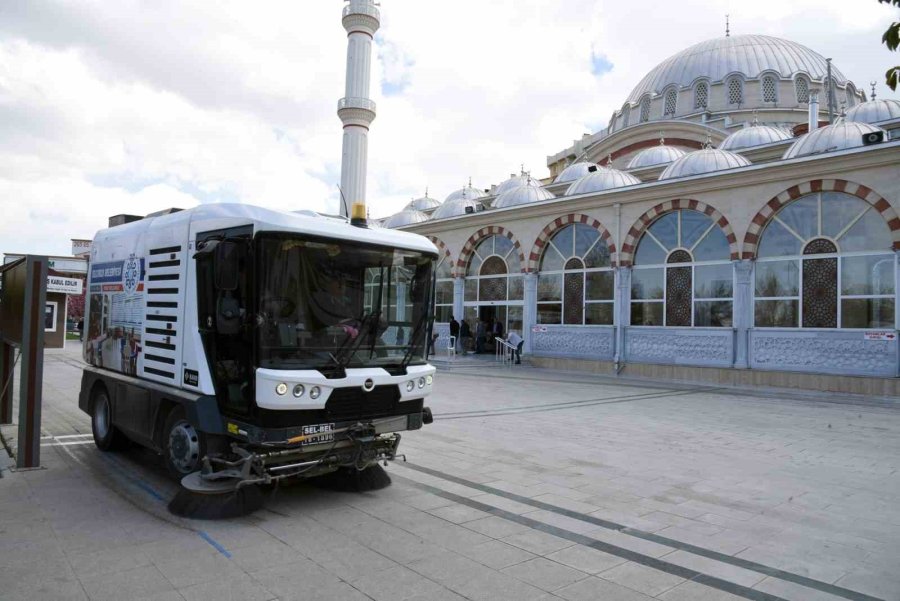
[79,204,436,512]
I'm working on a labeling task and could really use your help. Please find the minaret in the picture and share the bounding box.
[338,0,380,223]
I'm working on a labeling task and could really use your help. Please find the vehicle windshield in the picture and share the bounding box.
[256,233,435,371]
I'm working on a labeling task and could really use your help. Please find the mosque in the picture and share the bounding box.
[381,32,900,395]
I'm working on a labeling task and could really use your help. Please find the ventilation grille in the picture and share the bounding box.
[763,77,777,103]
[664,89,677,116]
[796,77,809,104]
[141,245,183,382]
[728,78,743,105]
[640,97,651,122]
[325,386,400,421]
[694,82,708,109]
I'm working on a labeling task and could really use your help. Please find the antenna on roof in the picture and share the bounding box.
[725,14,730,37]
[870,81,877,100]
[336,185,350,220]
[468,176,472,186]
[425,186,429,197]
[520,163,525,175]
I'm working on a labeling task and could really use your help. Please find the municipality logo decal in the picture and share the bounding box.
[123,254,140,293]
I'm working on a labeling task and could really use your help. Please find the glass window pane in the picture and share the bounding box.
[585,302,614,325]
[464,278,477,301]
[574,224,600,257]
[841,255,895,295]
[586,271,614,300]
[507,250,522,274]
[466,253,482,275]
[475,236,494,256]
[635,234,667,265]
[583,239,611,268]
[754,299,798,327]
[631,301,663,326]
[494,235,514,258]
[508,275,524,300]
[776,195,818,240]
[551,225,575,258]
[479,277,506,301]
[755,260,799,297]
[694,300,733,327]
[435,305,452,323]
[694,263,733,298]
[682,210,713,249]
[436,257,452,279]
[837,208,894,252]
[841,299,895,329]
[538,274,562,301]
[648,212,678,249]
[537,303,561,324]
[508,306,523,335]
[563,272,585,325]
[540,245,564,271]
[822,192,869,239]
[693,227,730,262]
[758,220,802,257]
[435,280,454,305]
[480,256,507,276]
[632,268,663,299]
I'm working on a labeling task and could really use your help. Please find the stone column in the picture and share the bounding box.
[452,276,465,322]
[895,251,900,377]
[523,273,538,353]
[614,267,631,365]
[733,260,753,369]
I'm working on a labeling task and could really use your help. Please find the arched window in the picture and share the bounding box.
[727,76,743,105]
[795,76,810,104]
[762,74,778,103]
[631,210,733,327]
[846,84,857,107]
[433,253,454,322]
[663,88,678,117]
[537,224,614,325]
[639,96,651,122]
[694,81,709,109]
[754,192,895,328]
[621,104,631,129]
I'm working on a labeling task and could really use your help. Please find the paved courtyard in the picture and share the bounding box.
[1,347,899,601]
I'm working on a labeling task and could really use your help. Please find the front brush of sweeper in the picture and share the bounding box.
[168,471,265,520]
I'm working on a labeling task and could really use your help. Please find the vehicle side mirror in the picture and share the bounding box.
[215,241,239,291]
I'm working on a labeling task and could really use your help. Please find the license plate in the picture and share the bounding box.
[301,423,334,445]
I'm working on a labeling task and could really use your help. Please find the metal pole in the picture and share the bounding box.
[826,59,834,125]
[17,255,47,469]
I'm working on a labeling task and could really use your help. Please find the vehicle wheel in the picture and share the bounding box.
[91,388,129,451]
[162,406,206,480]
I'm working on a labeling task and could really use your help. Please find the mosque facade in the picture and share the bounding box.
[384,34,900,395]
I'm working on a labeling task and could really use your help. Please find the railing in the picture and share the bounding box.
[495,338,516,364]
[342,1,380,21]
[337,97,377,113]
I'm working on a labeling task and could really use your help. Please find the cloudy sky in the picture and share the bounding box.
[0,0,896,256]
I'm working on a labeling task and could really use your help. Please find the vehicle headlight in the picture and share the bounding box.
[292,384,305,398]
[418,377,426,389]
[406,381,415,392]
[275,382,288,396]
[426,374,433,386]
[309,386,321,400]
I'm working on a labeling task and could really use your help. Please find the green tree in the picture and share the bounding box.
[881,0,900,90]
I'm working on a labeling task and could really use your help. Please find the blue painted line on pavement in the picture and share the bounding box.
[197,530,232,558]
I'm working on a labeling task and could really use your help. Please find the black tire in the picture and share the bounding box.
[162,406,206,480]
[91,387,129,451]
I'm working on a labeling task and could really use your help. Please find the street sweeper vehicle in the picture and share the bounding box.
[79,204,436,513]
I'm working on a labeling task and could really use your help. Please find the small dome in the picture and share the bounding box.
[431,198,483,220]
[493,185,555,209]
[383,209,428,228]
[782,120,888,159]
[845,99,900,125]
[494,173,542,196]
[444,184,486,202]
[566,168,641,195]
[659,148,752,180]
[627,144,687,169]
[553,162,602,184]
[720,124,791,151]
[404,193,441,211]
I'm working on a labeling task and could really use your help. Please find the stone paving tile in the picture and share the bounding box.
[456,539,538,570]
[597,561,686,597]
[227,540,307,573]
[657,579,746,600]
[582,526,674,558]
[659,549,766,588]
[64,544,153,579]
[154,550,237,589]
[79,565,176,601]
[553,576,656,601]
[427,502,493,524]
[834,568,900,600]
[544,544,627,575]
[751,576,850,601]
[408,551,549,601]
[178,572,275,601]
[401,492,458,511]
[461,515,532,539]
[500,557,590,592]
[500,528,576,556]
[350,564,456,601]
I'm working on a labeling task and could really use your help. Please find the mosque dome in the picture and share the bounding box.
[845,99,900,125]
[553,162,602,184]
[431,197,483,220]
[783,120,888,159]
[626,34,847,105]
[627,142,687,169]
[719,124,791,151]
[404,192,441,212]
[566,168,641,196]
[659,148,752,180]
[444,183,486,202]
[383,209,428,228]
[495,173,543,196]
[493,185,555,209]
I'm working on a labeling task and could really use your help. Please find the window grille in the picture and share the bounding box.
[727,77,743,105]
[694,82,708,109]
[640,96,651,122]
[795,77,809,103]
[762,76,777,103]
[664,88,677,116]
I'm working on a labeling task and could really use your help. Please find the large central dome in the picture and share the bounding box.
[625,34,847,104]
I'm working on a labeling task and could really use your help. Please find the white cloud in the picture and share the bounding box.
[0,0,895,254]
